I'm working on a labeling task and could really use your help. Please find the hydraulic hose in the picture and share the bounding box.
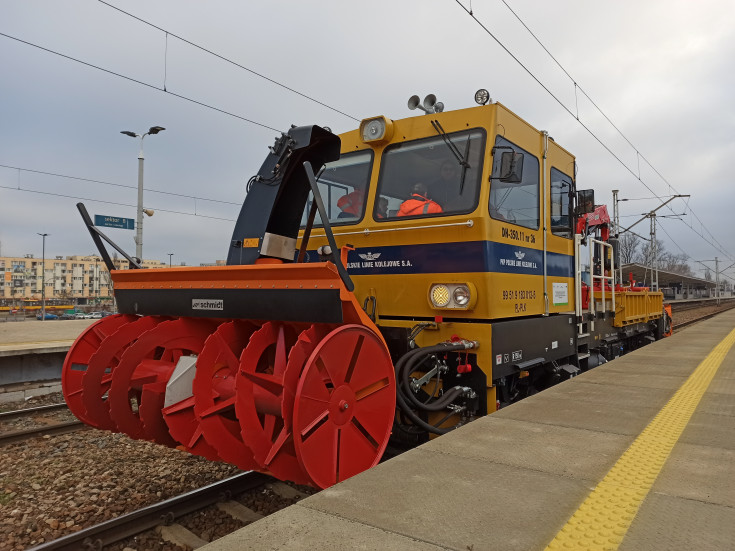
[395,382,452,435]
[393,341,477,434]
[401,359,464,411]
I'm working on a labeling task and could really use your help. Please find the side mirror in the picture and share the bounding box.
[499,151,524,183]
[576,189,595,215]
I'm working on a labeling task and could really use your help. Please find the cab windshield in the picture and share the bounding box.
[374,129,485,220]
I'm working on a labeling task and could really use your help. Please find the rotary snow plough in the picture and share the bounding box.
[63,94,667,489]
[64,125,402,489]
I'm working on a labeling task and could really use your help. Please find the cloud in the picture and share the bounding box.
[1,0,734,278]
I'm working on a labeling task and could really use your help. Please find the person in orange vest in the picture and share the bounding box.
[337,189,363,218]
[397,183,443,216]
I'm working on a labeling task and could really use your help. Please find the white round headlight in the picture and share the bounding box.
[362,119,385,141]
[453,285,471,306]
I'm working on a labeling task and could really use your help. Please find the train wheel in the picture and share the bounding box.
[108,317,217,446]
[62,314,136,424]
[236,321,315,483]
[81,316,162,430]
[292,325,395,489]
[189,320,260,469]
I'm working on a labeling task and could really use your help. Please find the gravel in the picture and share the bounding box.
[0,391,316,551]
[0,393,76,433]
[0,390,66,413]
[0,421,240,550]
[672,304,734,327]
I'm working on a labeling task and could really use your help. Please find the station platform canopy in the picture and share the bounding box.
[620,263,715,291]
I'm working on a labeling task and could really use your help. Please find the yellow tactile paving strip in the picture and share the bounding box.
[546,327,735,551]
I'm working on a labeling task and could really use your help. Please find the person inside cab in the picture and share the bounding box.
[397,182,443,216]
[337,189,364,218]
[375,197,389,219]
[428,161,458,205]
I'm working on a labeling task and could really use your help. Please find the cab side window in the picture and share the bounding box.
[489,136,539,229]
[300,150,373,226]
[550,167,573,238]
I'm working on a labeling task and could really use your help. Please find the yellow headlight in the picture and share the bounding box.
[430,284,451,307]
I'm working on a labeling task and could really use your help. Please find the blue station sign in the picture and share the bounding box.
[94,214,135,230]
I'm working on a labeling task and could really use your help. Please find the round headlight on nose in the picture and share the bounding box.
[453,285,471,306]
[428,283,476,310]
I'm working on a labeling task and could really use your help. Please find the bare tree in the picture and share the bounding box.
[635,239,693,276]
[618,232,640,264]
[660,253,694,276]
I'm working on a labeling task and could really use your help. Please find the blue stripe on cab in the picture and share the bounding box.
[316,241,574,278]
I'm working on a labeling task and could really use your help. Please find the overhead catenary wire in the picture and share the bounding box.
[494,0,734,261]
[0,164,242,206]
[0,32,282,133]
[97,0,360,123]
[3,6,731,265]
[657,218,735,284]
[454,0,734,262]
[0,184,236,223]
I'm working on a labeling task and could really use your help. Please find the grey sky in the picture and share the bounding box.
[1,0,734,280]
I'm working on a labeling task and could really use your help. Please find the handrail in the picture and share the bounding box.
[588,237,616,327]
[309,219,474,238]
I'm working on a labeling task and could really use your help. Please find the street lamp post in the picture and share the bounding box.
[94,257,99,304]
[121,126,165,262]
[168,253,174,268]
[38,233,49,321]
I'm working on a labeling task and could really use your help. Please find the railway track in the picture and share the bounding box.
[0,420,85,446]
[28,471,274,551]
[673,303,735,332]
[0,402,85,446]
[668,297,735,312]
[0,402,68,420]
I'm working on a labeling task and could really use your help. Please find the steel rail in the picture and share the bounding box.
[673,303,735,332]
[28,471,271,551]
[0,403,68,420]
[668,297,735,312]
[0,420,86,446]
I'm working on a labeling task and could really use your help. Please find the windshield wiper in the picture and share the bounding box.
[430,120,471,193]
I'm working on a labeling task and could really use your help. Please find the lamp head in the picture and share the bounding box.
[474,88,491,105]
[120,131,138,138]
[148,126,166,135]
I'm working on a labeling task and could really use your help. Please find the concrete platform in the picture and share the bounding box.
[0,319,95,357]
[0,319,94,386]
[203,310,735,551]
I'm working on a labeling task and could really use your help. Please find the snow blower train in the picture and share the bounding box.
[63,91,669,489]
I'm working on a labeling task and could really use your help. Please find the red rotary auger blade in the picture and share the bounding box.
[236,321,316,484]
[81,315,163,430]
[188,320,260,468]
[108,317,217,444]
[62,314,136,425]
[292,325,396,489]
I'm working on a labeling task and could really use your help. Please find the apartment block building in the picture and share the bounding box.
[0,254,166,304]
